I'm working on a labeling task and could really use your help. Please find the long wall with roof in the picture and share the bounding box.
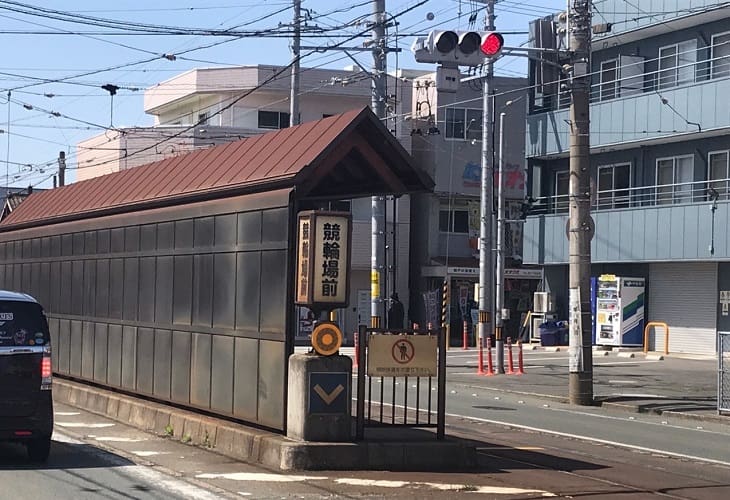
[0,190,292,431]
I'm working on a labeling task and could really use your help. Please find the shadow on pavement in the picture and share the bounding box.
[0,439,134,470]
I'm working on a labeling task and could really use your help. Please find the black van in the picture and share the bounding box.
[0,291,53,461]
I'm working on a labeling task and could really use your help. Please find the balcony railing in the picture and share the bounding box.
[534,40,730,112]
[531,177,728,215]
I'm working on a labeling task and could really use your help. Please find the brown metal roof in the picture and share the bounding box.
[1,107,433,231]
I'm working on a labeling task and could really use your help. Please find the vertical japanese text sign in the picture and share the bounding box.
[295,211,352,308]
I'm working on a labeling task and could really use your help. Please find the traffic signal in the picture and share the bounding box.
[412,30,504,66]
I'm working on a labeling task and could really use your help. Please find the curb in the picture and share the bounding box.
[54,378,477,471]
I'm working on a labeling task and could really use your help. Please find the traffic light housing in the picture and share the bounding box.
[412,30,504,66]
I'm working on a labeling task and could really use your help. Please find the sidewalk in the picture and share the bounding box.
[445,345,727,424]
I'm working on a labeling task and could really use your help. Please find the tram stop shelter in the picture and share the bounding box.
[0,107,434,432]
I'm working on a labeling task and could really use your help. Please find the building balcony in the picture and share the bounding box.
[523,178,730,264]
[526,68,730,159]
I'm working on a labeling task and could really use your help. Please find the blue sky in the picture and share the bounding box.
[0,0,563,188]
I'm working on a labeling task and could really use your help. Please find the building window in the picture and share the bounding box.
[600,59,618,101]
[712,32,730,79]
[708,150,730,199]
[597,163,631,209]
[445,108,482,141]
[658,40,696,89]
[198,112,209,125]
[554,171,569,212]
[258,110,290,129]
[439,207,469,233]
[656,155,694,204]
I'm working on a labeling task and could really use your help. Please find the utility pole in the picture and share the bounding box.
[57,151,66,187]
[477,0,499,371]
[290,0,301,127]
[370,0,386,328]
[567,0,594,405]
[495,111,506,352]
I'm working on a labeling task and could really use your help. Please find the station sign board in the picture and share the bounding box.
[295,210,352,309]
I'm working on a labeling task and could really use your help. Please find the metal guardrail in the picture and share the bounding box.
[719,332,730,414]
[644,321,670,355]
[355,325,447,440]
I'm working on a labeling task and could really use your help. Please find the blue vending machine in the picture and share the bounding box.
[595,275,645,347]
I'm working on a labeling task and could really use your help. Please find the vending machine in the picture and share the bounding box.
[595,275,645,347]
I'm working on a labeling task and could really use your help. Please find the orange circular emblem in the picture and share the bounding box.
[311,322,342,356]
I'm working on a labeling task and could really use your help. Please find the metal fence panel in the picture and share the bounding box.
[720,332,730,414]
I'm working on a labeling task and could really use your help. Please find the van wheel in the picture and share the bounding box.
[27,437,51,462]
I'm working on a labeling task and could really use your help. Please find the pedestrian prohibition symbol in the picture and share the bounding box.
[392,339,414,364]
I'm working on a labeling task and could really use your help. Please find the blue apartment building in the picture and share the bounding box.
[523,1,730,354]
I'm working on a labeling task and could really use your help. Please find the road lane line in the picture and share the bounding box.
[542,407,728,435]
[353,400,730,468]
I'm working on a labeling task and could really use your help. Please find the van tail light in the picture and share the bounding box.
[41,355,52,388]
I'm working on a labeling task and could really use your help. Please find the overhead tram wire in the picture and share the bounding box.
[72,0,432,172]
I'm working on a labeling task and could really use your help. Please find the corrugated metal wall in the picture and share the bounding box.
[648,262,717,354]
[0,190,292,430]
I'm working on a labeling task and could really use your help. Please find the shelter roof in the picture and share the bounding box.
[1,107,432,231]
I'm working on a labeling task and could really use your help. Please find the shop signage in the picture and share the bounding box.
[295,211,352,308]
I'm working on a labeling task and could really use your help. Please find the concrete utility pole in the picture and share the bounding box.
[371,0,386,328]
[567,0,594,405]
[495,111,506,351]
[477,0,500,371]
[290,0,301,127]
[57,151,66,187]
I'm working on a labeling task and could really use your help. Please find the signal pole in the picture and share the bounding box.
[476,0,500,372]
[567,0,594,405]
[371,0,387,328]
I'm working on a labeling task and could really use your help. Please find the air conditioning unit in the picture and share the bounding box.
[533,292,553,313]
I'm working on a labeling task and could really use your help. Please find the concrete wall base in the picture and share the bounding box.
[54,378,477,471]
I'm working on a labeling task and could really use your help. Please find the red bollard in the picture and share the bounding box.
[485,337,494,376]
[516,340,525,375]
[353,332,359,369]
[462,320,469,350]
[477,337,485,374]
[506,337,515,375]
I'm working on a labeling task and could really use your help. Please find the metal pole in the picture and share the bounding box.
[495,112,506,351]
[567,0,594,405]
[58,151,66,187]
[371,0,386,328]
[478,0,500,372]
[289,0,301,127]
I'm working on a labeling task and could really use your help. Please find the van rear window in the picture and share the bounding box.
[0,301,50,347]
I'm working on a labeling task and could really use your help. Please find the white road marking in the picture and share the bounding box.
[543,407,727,435]
[358,400,730,468]
[54,411,81,416]
[196,473,328,482]
[131,451,171,457]
[56,422,115,428]
[335,479,408,488]
[334,478,555,496]
[53,430,222,499]
[607,380,640,384]
[95,436,146,442]
[449,412,730,468]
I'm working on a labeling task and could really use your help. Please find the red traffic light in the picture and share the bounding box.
[480,32,504,57]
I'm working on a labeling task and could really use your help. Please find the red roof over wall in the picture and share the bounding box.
[1,107,432,231]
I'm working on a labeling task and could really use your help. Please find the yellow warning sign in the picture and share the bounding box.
[311,322,342,356]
